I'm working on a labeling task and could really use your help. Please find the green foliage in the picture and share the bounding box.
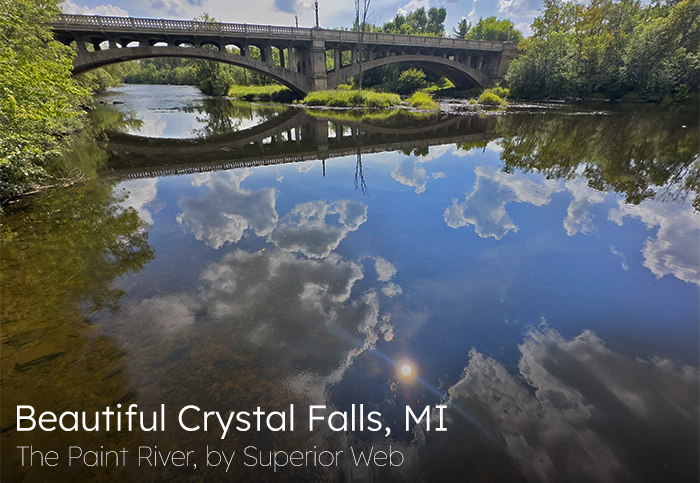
[453,19,470,39]
[478,90,507,106]
[506,0,700,101]
[382,7,447,36]
[407,91,439,109]
[75,63,132,94]
[124,58,196,85]
[469,17,523,43]
[190,99,288,137]
[396,68,427,95]
[302,90,400,107]
[496,107,699,205]
[0,0,90,199]
[491,86,511,98]
[190,14,235,96]
[227,85,296,102]
[305,107,436,124]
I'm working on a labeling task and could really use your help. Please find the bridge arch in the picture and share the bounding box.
[71,45,311,96]
[327,54,490,90]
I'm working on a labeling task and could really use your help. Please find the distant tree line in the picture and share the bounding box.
[506,0,699,101]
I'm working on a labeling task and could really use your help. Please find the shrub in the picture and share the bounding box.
[490,86,510,98]
[407,92,438,109]
[478,90,506,106]
[396,68,427,95]
[301,90,400,108]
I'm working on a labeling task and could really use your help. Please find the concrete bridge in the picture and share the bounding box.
[105,109,497,179]
[51,14,518,95]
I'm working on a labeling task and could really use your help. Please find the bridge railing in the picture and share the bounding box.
[318,29,503,50]
[57,14,313,38]
[55,14,514,50]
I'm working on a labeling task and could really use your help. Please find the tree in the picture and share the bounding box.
[0,0,89,198]
[191,14,235,96]
[382,7,447,36]
[506,0,699,101]
[355,0,372,92]
[453,19,471,39]
[469,16,524,43]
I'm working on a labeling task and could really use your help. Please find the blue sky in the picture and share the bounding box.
[60,0,540,36]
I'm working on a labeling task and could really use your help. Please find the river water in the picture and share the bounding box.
[2,84,698,482]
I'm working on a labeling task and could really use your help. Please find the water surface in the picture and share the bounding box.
[2,85,698,483]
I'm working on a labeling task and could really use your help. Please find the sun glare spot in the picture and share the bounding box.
[401,364,412,376]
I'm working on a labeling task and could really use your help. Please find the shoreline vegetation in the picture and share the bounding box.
[1,0,698,201]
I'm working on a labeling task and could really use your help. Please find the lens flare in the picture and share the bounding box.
[401,364,412,376]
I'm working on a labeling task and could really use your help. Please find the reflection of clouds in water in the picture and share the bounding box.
[118,178,158,225]
[609,200,700,285]
[126,294,198,334]
[296,160,321,173]
[444,166,562,239]
[392,158,428,194]
[374,257,402,297]
[374,257,397,282]
[270,200,368,258]
[381,282,403,297]
[391,145,453,193]
[610,246,629,270]
[441,327,699,482]
[132,112,167,137]
[563,180,606,236]
[176,170,278,249]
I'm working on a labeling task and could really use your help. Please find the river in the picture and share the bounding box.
[1,84,698,482]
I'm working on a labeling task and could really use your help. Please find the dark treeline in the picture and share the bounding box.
[506,0,699,101]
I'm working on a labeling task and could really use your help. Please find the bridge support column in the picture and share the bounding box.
[76,40,88,53]
[264,45,273,64]
[279,48,285,68]
[311,119,329,154]
[351,49,357,64]
[288,45,295,72]
[308,29,328,91]
[476,54,483,71]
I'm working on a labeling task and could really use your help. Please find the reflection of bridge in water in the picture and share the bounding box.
[105,110,497,179]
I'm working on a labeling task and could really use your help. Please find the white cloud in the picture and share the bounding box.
[381,282,403,297]
[374,257,397,282]
[149,0,191,17]
[444,165,562,239]
[61,1,129,16]
[125,112,166,138]
[118,178,158,225]
[432,171,446,179]
[609,246,629,271]
[608,200,699,285]
[441,327,699,482]
[392,158,428,194]
[270,200,368,259]
[176,170,278,249]
[126,294,198,333]
[397,0,430,16]
[563,180,606,236]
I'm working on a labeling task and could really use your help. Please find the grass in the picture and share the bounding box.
[227,85,296,102]
[304,108,437,124]
[478,89,508,106]
[300,90,401,108]
[406,91,439,110]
